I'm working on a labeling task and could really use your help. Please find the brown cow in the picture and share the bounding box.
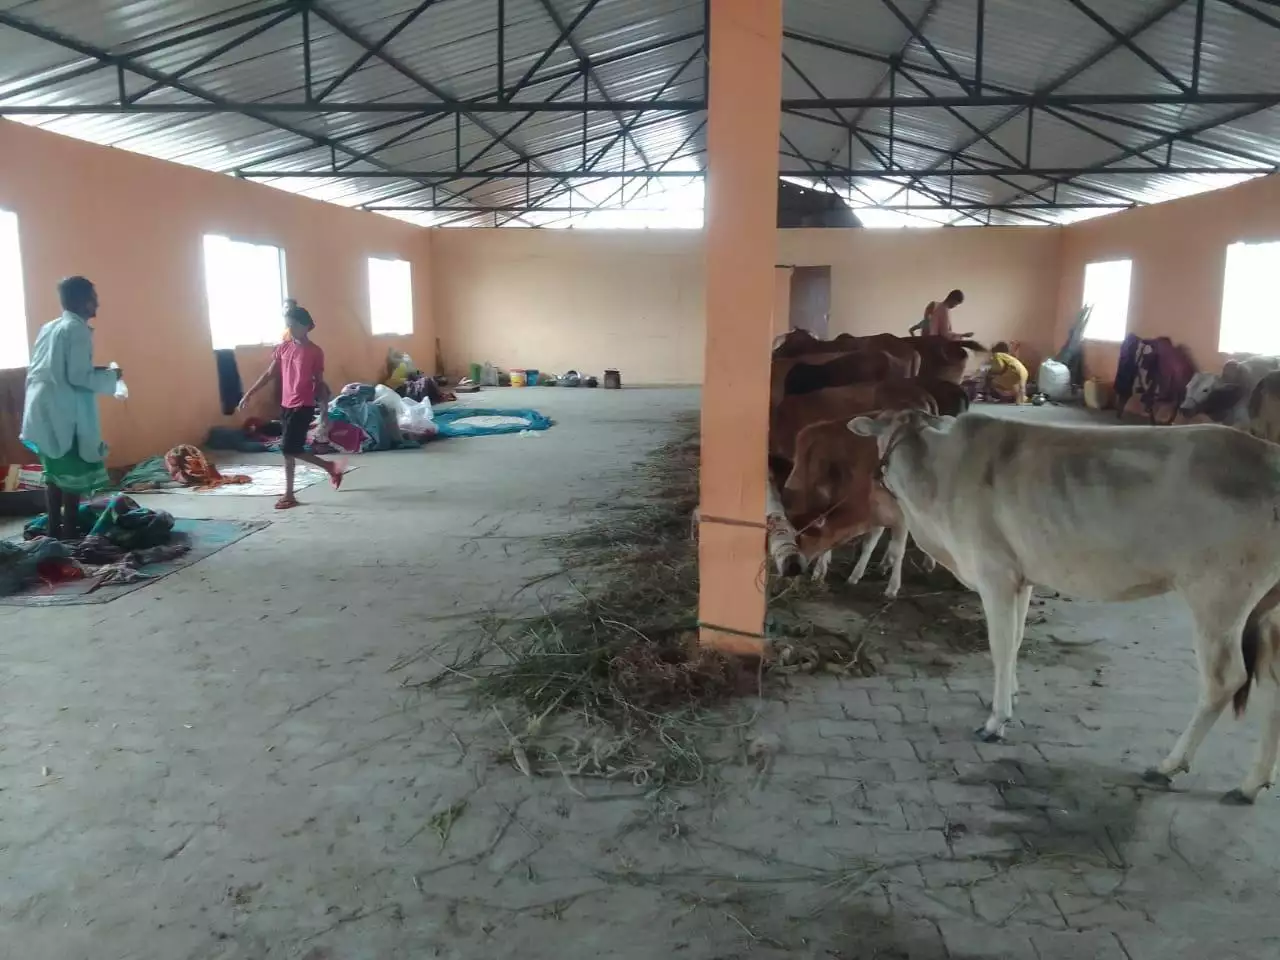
[772,349,914,408]
[782,411,936,597]
[774,330,983,384]
[916,378,971,417]
[908,336,987,383]
[770,380,939,466]
[773,329,856,358]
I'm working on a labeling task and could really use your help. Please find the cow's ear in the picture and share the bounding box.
[849,416,882,437]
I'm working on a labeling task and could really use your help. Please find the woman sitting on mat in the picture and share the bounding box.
[240,304,346,509]
[20,276,123,539]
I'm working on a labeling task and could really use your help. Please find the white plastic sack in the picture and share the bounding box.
[373,383,406,415]
[1038,359,1072,401]
[397,395,437,436]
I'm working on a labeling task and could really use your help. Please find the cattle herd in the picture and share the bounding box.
[766,329,980,597]
[754,329,1280,805]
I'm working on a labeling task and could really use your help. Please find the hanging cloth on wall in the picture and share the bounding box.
[214,349,243,415]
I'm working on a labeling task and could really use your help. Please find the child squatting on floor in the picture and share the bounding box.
[239,304,347,510]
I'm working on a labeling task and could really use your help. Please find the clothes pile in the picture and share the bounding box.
[117,446,251,492]
[384,347,454,403]
[323,383,434,453]
[1,493,190,596]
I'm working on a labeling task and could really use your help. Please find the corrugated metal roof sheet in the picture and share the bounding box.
[0,0,1277,226]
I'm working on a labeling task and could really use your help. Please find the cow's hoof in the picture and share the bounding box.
[1221,788,1256,807]
[1141,767,1174,787]
[974,726,1004,744]
[883,587,900,601]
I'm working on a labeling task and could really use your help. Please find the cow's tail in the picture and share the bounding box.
[1236,609,1263,717]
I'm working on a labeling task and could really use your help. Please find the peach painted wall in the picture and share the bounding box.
[0,120,434,466]
[1056,173,1280,381]
[432,226,1063,383]
[431,228,705,384]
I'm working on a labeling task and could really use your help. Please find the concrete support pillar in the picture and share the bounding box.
[698,0,783,655]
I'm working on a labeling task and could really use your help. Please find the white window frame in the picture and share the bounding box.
[0,208,30,370]
[1219,240,1280,356]
[202,234,288,349]
[1080,258,1133,343]
[367,256,414,336]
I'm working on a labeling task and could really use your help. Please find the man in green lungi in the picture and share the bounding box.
[20,276,123,539]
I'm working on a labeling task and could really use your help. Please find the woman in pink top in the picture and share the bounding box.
[240,305,346,509]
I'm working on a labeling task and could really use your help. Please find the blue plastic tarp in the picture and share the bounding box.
[433,408,554,438]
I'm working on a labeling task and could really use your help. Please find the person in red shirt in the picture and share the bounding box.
[240,305,346,509]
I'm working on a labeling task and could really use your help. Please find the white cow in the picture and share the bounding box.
[1181,356,1280,426]
[850,410,1280,804]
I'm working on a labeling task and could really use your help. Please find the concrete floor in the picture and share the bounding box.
[1,389,1278,959]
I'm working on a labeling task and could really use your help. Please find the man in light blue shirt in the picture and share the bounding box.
[21,277,122,539]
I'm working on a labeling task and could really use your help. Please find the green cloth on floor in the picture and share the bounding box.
[114,456,174,491]
[24,494,174,546]
[38,448,109,495]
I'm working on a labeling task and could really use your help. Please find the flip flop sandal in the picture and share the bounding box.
[275,495,300,510]
[329,458,350,491]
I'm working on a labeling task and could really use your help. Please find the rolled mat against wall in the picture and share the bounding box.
[214,349,244,415]
[0,367,28,466]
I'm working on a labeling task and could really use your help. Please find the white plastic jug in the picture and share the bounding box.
[108,362,129,400]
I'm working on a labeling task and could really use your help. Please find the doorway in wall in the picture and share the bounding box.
[788,265,831,338]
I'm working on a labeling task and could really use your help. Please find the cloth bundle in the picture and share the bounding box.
[164,445,251,490]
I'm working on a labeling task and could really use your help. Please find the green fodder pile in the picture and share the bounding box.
[421,416,976,787]
[426,418,766,788]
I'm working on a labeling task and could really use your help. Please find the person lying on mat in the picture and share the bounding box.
[239,304,346,509]
[20,276,123,539]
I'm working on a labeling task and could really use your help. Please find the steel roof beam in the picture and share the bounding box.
[0,99,704,114]
[509,47,704,217]
[506,0,605,99]
[788,0,1189,207]
[845,0,943,133]
[783,107,1032,172]
[239,169,702,179]
[530,0,650,168]
[313,0,442,101]
[14,91,1280,114]
[307,2,552,190]
[511,127,706,226]
[1220,0,1280,31]
[366,200,1131,214]
[785,29,1279,174]
[955,102,1279,222]
[127,6,300,103]
[0,8,500,220]
[877,0,973,94]
[1061,0,1191,93]
[11,91,1280,116]
[890,66,1056,205]
[780,54,990,225]
[782,165,1274,177]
